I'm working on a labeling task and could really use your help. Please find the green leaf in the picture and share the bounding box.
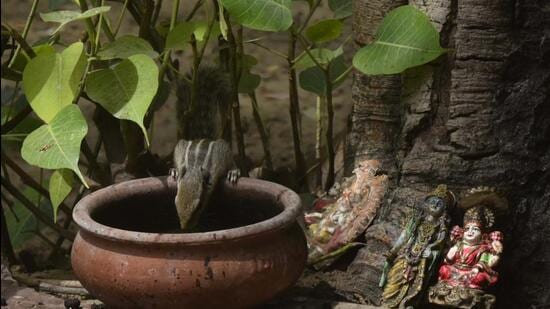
[11,44,56,73]
[48,169,73,222]
[165,22,197,50]
[22,42,87,123]
[86,54,159,146]
[294,47,343,69]
[4,188,52,249]
[97,35,159,60]
[21,104,88,187]
[40,6,111,34]
[221,0,293,32]
[299,56,347,95]
[352,5,447,75]
[328,0,352,19]
[242,54,258,70]
[238,71,261,93]
[305,19,343,43]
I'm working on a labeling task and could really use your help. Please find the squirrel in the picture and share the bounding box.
[172,66,239,231]
[175,65,232,141]
[172,139,240,230]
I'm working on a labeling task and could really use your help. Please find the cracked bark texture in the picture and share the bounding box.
[346,0,550,307]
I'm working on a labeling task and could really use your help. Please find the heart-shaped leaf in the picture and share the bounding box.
[4,188,53,249]
[86,54,159,146]
[242,54,258,70]
[21,104,88,187]
[22,42,87,123]
[48,169,73,222]
[11,44,56,73]
[353,5,447,75]
[165,21,216,51]
[238,71,261,94]
[299,56,347,95]
[221,0,293,32]
[305,19,343,43]
[40,6,111,34]
[329,0,352,19]
[294,47,343,69]
[97,35,159,60]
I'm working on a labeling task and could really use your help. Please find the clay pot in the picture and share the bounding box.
[71,177,307,308]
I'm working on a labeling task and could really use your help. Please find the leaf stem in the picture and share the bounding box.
[332,65,353,85]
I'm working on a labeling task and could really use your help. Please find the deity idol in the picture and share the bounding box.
[380,185,456,309]
[429,187,508,309]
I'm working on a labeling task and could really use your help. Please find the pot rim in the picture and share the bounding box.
[72,176,303,245]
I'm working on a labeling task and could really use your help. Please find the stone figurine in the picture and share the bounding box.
[428,187,508,309]
[380,185,456,309]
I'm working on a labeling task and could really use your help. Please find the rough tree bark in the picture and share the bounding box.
[346,0,550,308]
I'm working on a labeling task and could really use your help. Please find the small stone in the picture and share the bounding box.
[64,298,81,309]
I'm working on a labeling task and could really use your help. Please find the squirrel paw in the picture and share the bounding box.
[227,169,240,184]
[169,168,177,180]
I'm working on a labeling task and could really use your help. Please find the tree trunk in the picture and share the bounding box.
[347,0,550,307]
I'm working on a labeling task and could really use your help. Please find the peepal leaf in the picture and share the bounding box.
[86,54,159,146]
[238,71,261,94]
[40,6,111,34]
[5,188,53,249]
[22,42,86,123]
[305,19,343,43]
[221,0,292,32]
[21,104,88,187]
[353,5,447,75]
[329,0,352,19]
[294,47,343,69]
[97,35,158,60]
[165,22,198,50]
[49,169,73,222]
[299,56,348,95]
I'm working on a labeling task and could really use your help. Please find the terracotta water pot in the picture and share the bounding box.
[71,177,307,308]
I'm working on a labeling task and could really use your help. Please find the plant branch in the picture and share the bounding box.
[249,41,288,60]
[1,176,76,241]
[2,24,36,60]
[151,0,162,26]
[7,0,40,68]
[1,105,32,134]
[0,205,18,265]
[226,18,248,175]
[248,93,273,170]
[2,154,73,217]
[113,0,130,36]
[185,0,204,22]
[287,29,308,190]
[323,67,335,191]
[297,0,322,35]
